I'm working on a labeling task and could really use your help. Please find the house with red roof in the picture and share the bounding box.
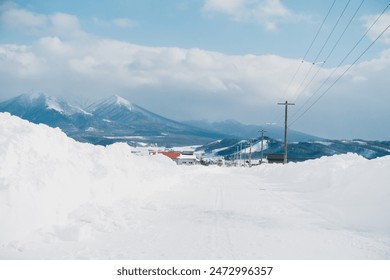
[154,151,198,165]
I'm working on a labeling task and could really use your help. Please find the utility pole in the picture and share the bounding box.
[240,142,243,166]
[259,130,266,164]
[249,139,252,167]
[277,101,295,164]
[236,146,239,167]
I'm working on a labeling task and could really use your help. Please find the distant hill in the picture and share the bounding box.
[197,137,390,161]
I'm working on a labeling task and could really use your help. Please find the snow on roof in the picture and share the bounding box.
[177,154,197,160]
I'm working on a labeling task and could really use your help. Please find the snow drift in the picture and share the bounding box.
[0,112,389,259]
[0,113,175,242]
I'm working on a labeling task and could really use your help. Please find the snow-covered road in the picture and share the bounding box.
[3,166,389,260]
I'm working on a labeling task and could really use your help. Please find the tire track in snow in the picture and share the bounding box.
[214,182,236,259]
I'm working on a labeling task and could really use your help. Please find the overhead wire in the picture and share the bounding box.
[300,0,337,65]
[289,0,352,104]
[290,0,366,120]
[289,10,390,127]
[279,0,337,103]
[289,1,390,127]
[269,0,337,125]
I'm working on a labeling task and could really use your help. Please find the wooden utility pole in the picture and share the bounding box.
[259,130,266,164]
[236,146,239,166]
[277,101,295,164]
[249,139,252,167]
[240,142,243,166]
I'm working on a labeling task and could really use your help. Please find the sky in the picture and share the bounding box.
[0,0,390,140]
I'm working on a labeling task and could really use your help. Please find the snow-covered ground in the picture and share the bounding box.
[0,112,390,259]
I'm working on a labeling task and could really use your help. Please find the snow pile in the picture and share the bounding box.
[0,113,174,243]
[0,112,389,259]
[248,154,390,233]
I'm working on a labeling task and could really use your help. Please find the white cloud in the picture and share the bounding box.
[36,36,72,55]
[203,0,292,31]
[93,17,137,29]
[0,7,47,29]
[50,13,80,31]
[0,44,46,77]
[112,18,137,28]
[362,12,390,44]
[203,0,245,16]
[0,6,85,39]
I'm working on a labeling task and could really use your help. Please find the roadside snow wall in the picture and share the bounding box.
[0,113,175,242]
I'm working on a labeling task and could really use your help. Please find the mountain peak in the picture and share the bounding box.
[13,92,45,103]
[6,93,89,116]
[111,94,132,109]
[88,95,133,113]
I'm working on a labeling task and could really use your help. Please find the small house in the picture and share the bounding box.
[156,151,198,165]
[176,153,197,165]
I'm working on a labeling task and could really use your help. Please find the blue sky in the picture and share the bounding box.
[1,0,390,140]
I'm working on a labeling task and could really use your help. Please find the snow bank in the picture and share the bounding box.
[0,113,175,243]
[250,154,390,233]
[1,112,389,259]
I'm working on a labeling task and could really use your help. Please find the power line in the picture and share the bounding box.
[270,0,337,125]
[290,0,352,103]
[291,0,366,117]
[292,0,390,123]
[312,0,352,64]
[282,0,337,101]
[289,19,390,127]
[301,0,338,64]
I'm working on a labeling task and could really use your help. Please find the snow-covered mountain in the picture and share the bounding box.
[86,94,218,135]
[0,93,89,117]
[0,93,226,146]
[82,94,228,145]
[0,94,91,134]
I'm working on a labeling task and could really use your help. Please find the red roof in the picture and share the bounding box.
[158,151,181,159]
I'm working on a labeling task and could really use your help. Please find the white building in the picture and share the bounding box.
[155,151,199,165]
[176,153,198,165]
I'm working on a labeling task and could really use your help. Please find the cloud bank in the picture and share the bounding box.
[1,4,390,139]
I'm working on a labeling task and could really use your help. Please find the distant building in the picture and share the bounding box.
[266,154,285,164]
[155,151,198,165]
[176,153,197,165]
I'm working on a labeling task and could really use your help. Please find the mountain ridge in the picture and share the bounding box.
[0,93,228,146]
[183,119,322,142]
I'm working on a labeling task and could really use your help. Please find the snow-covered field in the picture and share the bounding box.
[1,112,390,259]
